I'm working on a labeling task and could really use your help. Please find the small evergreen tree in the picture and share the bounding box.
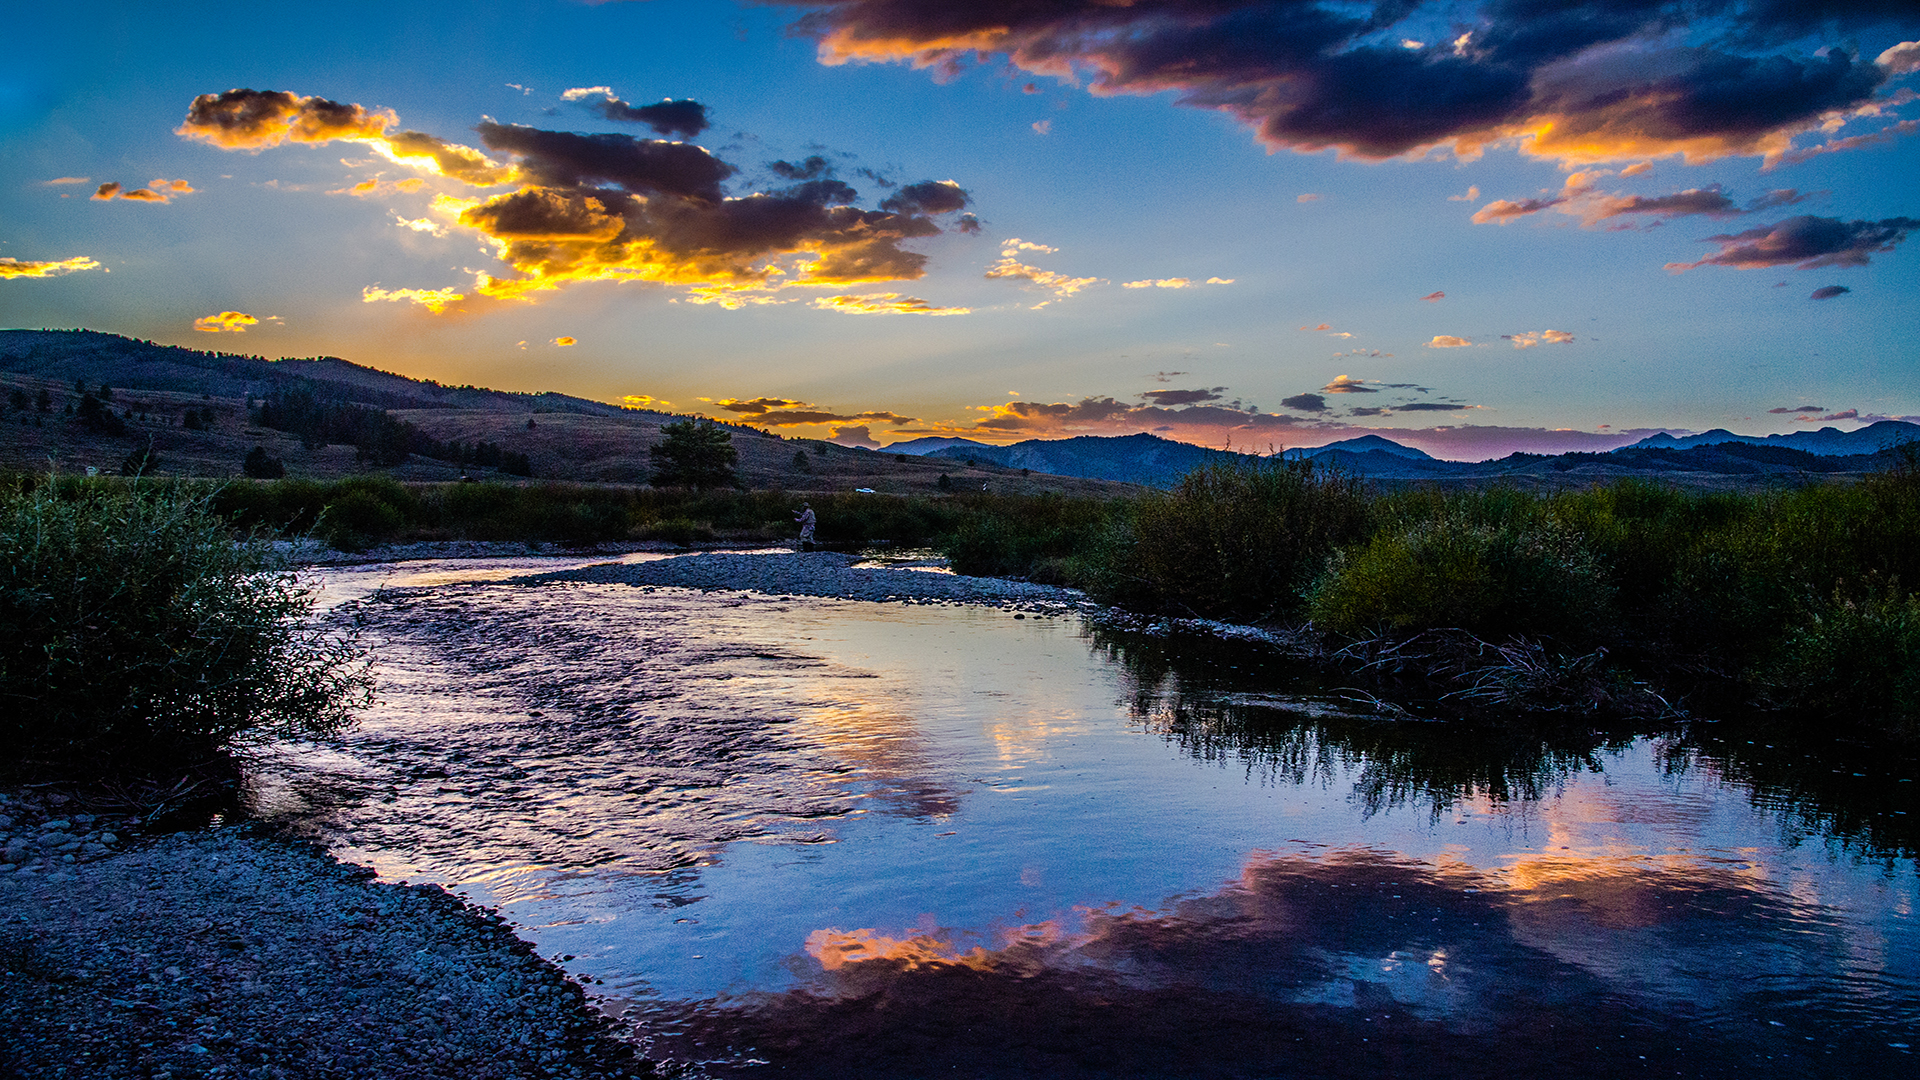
[649,420,741,490]
[243,446,286,479]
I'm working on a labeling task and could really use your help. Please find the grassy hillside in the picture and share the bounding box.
[0,330,1137,497]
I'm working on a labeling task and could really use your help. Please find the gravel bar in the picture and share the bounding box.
[0,791,650,1080]
[521,549,1094,611]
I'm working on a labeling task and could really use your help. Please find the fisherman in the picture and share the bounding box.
[795,501,816,549]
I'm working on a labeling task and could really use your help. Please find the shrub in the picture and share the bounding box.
[1760,581,1920,737]
[1097,458,1369,621]
[0,481,370,780]
[1308,496,1613,640]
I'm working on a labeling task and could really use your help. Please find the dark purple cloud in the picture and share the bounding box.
[1767,404,1826,413]
[777,2,1915,164]
[879,180,971,215]
[475,122,736,202]
[1280,393,1329,413]
[1809,284,1852,299]
[1141,387,1226,406]
[573,91,710,138]
[770,155,832,181]
[1668,215,1920,271]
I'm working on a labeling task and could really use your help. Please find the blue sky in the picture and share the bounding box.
[4,1,1917,459]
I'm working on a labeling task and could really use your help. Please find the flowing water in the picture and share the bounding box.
[253,555,1920,1078]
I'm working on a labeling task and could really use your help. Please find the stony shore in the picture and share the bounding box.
[521,548,1094,612]
[0,789,651,1080]
[1,549,1098,1080]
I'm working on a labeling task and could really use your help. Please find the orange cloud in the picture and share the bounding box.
[812,293,970,315]
[0,256,102,279]
[1121,277,1192,289]
[193,311,261,333]
[552,336,577,346]
[1426,335,1473,348]
[92,179,194,204]
[177,89,395,150]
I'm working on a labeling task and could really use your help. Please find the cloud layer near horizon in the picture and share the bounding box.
[781,1,1918,166]
[176,88,976,308]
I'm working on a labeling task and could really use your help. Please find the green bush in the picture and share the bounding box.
[1095,458,1369,620]
[1760,582,1920,736]
[0,481,370,780]
[1307,505,1614,640]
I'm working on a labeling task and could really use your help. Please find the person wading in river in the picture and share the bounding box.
[795,501,816,550]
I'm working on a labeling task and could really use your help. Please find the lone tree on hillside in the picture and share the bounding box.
[650,420,741,489]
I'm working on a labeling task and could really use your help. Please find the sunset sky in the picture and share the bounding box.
[4,1,1917,459]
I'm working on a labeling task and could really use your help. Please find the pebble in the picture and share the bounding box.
[0,790,650,1079]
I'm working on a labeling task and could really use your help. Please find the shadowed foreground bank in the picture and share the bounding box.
[0,794,650,1080]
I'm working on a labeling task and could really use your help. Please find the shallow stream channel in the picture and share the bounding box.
[252,551,1919,1078]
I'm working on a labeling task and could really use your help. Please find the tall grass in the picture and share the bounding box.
[1092,458,1369,621]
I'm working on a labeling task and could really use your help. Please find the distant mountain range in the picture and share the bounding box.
[5,329,1912,492]
[1620,422,1920,456]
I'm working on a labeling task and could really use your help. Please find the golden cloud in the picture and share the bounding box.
[1121,277,1192,289]
[983,242,1102,303]
[362,285,466,313]
[812,293,970,315]
[552,336,577,346]
[0,256,102,279]
[183,88,978,310]
[1426,335,1474,348]
[193,311,260,333]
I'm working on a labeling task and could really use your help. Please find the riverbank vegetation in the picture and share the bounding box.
[7,452,1915,740]
[0,478,372,785]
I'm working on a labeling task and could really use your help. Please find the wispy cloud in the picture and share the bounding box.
[362,284,466,313]
[985,239,1102,303]
[1321,375,1377,394]
[1121,277,1192,289]
[1502,330,1575,348]
[812,293,971,315]
[0,255,102,279]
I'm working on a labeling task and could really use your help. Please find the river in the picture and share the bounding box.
[250,554,1919,1078]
